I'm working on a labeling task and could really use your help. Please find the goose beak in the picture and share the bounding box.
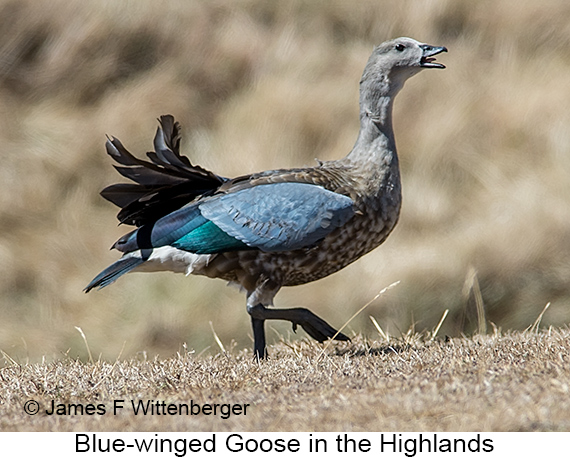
[420,44,447,68]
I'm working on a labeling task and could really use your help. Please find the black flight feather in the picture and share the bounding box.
[100,115,227,226]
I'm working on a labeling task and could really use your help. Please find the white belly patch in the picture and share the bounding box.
[130,246,212,276]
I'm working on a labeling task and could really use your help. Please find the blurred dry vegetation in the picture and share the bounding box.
[1,0,570,363]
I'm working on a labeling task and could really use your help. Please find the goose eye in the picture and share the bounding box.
[395,44,406,52]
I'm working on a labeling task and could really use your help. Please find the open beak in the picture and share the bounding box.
[420,44,447,69]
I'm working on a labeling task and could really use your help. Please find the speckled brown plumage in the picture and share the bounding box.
[202,160,401,289]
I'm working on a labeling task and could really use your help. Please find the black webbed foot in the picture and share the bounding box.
[248,304,350,358]
[290,308,350,343]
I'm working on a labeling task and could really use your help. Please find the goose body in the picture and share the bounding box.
[86,37,446,358]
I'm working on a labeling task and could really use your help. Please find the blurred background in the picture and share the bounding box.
[1,0,570,363]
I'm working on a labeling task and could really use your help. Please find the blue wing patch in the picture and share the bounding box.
[173,220,249,253]
[112,182,354,255]
[199,182,354,251]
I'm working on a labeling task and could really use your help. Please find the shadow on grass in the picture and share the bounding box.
[335,344,411,357]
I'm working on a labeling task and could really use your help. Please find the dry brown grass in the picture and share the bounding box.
[1,0,570,365]
[2,329,570,431]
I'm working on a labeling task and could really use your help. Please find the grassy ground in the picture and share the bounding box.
[1,0,570,373]
[2,328,570,432]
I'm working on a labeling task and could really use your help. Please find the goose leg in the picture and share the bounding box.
[250,316,267,360]
[247,303,350,359]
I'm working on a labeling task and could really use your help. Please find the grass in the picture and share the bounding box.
[3,296,566,432]
[2,328,570,431]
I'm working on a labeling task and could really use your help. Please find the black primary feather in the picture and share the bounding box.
[100,115,227,226]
